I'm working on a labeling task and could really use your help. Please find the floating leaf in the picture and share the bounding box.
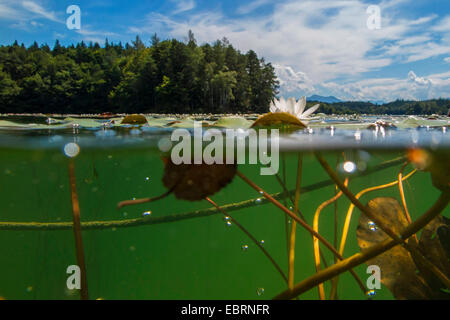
[145,117,178,127]
[63,117,104,128]
[213,116,253,129]
[162,157,236,201]
[356,197,448,299]
[167,118,212,128]
[251,112,306,132]
[121,114,148,125]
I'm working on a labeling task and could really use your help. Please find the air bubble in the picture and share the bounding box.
[158,137,172,152]
[366,289,376,298]
[342,161,357,173]
[260,240,265,246]
[368,221,377,231]
[142,211,152,217]
[241,244,249,251]
[257,288,265,296]
[63,143,80,158]
[255,198,262,204]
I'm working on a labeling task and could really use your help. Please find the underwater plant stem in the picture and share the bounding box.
[313,179,347,300]
[338,169,417,257]
[117,189,173,209]
[281,154,291,265]
[0,156,408,232]
[68,160,89,300]
[236,170,366,294]
[315,153,450,290]
[273,190,450,300]
[288,155,303,292]
[398,162,419,246]
[330,168,416,300]
[205,197,288,283]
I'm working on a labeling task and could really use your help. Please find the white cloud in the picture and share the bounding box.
[171,0,196,15]
[0,0,63,24]
[444,57,450,63]
[126,0,450,100]
[432,16,450,32]
[236,0,271,15]
[322,71,450,101]
[274,64,315,96]
[0,3,22,19]
[21,1,62,23]
[408,70,432,86]
[76,28,119,43]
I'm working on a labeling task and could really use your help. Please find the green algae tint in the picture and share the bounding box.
[0,115,448,300]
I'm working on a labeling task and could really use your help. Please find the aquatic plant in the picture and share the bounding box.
[251,96,319,130]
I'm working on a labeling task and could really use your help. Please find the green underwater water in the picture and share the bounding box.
[0,145,447,300]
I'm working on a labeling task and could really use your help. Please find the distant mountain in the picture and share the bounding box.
[368,100,386,105]
[307,95,342,103]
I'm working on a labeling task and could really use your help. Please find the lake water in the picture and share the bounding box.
[0,114,448,300]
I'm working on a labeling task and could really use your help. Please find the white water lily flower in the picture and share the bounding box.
[269,96,320,120]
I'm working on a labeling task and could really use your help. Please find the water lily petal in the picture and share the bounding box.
[287,97,296,115]
[279,97,286,112]
[300,103,320,119]
[269,100,278,113]
[296,96,306,116]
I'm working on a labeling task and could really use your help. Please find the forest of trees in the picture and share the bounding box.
[0,32,279,114]
[0,33,448,115]
[310,99,450,115]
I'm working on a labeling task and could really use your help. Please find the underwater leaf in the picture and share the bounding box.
[356,197,436,299]
[437,217,450,260]
[413,215,450,292]
[251,112,306,132]
[162,157,236,201]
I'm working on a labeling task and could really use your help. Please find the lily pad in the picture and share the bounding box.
[162,157,236,201]
[213,116,253,129]
[63,117,104,128]
[356,197,449,299]
[121,114,148,125]
[251,112,306,132]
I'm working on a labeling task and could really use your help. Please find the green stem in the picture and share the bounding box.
[0,156,406,232]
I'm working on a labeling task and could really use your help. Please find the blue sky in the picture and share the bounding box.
[0,0,449,102]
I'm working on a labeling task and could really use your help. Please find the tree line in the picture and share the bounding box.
[0,32,279,114]
[0,33,448,116]
[309,99,449,115]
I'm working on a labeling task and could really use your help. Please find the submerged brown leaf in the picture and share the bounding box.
[414,216,450,292]
[162,157,236,201]
[356,197,449,299]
